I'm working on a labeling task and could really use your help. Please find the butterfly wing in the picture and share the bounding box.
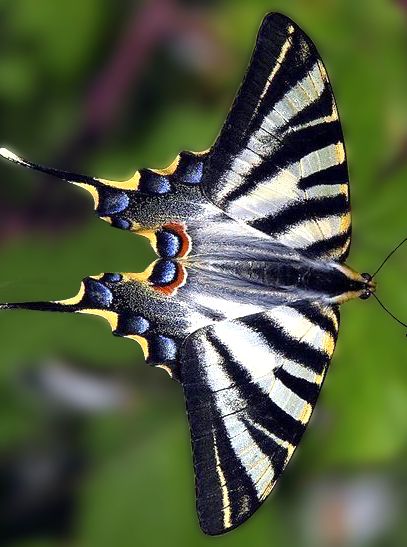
[180,301,339,534]
[1,13,350,261]
[202,13,351,262]
[0,144,305,380]
[0,147,209,236]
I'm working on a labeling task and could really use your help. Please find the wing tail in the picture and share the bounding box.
[0,147,209,237]
[0,268,195,378]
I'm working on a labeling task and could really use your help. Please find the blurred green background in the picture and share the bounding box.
[0,0,406,545]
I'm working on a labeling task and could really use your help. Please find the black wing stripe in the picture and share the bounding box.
[284,84,337,133]
[303,227,352,259]
[245,315,328,374]
[298,162,348,191]
[249,24,321,137]
[196,422,260,535]
[209,16,301,160]
[274,367,320,405]
[222,121,343,206]
[242,418,287,479]
[295,302,339,340]
[258,60,328,132]
[205,332,305,444]
[249,399,305,446]
[250,193,348,239]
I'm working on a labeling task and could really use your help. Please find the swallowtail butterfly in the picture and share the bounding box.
[0,13,377,535]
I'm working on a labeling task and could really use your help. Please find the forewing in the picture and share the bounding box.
[180,301,339,534]
[202,13,351,262]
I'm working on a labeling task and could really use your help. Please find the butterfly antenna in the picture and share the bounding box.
[370,292,407,335]
[371,237,407,279]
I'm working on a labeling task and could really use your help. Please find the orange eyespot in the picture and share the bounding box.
[162,223,191,258]
[155,263,187,296]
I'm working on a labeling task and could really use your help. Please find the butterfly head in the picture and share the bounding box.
[359,272,376,300]
[331,265,377,303]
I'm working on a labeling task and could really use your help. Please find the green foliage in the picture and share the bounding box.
[0,0,406,545]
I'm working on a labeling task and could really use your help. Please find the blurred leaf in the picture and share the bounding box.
[1,0,407,545]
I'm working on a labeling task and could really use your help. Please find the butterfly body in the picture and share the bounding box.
[0,13,376,535]
[186,254,371,302]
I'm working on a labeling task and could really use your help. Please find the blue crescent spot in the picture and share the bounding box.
[98,191,129,215]
[156,230,181,258]
[149,260,177,286]
[184,161,203,184]
[85,279,113,307]
[121,314,150,335]
[104,273,122,283]
[149,334,177,362]
[112,218,131,230]
[139,173,171,194]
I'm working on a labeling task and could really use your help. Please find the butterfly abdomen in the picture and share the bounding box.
[187,258,371,304]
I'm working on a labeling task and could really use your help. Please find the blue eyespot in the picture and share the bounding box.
[85,279,113,307]
[184,161,203,184]
[149,334,177,362]
[112,218,131,230]
[103,273,122,283]
[139,172,171,194]
[149,260,177,286]
[98,191,129,215]
[156,230,181,258]
[116,314,150,336]
[121,314,150,335]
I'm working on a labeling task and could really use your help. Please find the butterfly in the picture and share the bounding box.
[0,12,376,535]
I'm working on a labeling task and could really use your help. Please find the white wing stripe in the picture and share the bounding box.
[281,359,322,384]
[213,436,232,528]
[261,62,325,135]
[201,336,274,496]
[301,143,345,179]
[217,62,327,203]
[227,167,300,220]
[213,322,276,386]
[266,306,333,351]
[255,25,295,110]
[270,377,312,422]
[275,214,350,248]
[227,143,346,221]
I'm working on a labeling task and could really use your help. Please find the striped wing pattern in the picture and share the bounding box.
[181,301,339,534]
[203,13,351,262]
